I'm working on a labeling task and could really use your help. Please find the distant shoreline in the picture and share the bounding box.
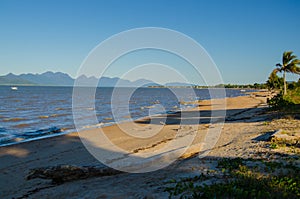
[0,84,265,90]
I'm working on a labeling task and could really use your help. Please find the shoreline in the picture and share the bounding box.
[0,93,274,198]
[0,89,258,148]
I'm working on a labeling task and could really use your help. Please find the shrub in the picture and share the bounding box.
[267,93,292,109]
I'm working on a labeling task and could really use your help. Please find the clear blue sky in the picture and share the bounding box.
[1,0,300,84]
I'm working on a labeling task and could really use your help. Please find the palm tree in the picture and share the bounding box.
[266,69,283,91]
[274,51,300,95]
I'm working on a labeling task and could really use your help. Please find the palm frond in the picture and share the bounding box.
[270,68,280,76]
[285,59,300,73]
[290,59,300,65]
[297,67,300,74]
[282,51,294,65]
[275,51,300,76]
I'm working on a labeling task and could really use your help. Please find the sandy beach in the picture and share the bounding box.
[1,92,299,199]
[2,1,300,198]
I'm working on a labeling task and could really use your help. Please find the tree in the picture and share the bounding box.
[266,69,284,91]
[274,51,300,95]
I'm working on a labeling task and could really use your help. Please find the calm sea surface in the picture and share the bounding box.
[0,86,251,146]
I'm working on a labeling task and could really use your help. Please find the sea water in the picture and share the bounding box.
[0,86,251,146]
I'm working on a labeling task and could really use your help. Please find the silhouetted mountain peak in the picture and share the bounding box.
[0,71,192,87]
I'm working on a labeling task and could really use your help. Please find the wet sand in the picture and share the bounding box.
[0,93,272,198]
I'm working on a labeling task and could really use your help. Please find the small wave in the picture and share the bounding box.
[16,107,30,111]
[82,123,104,129]
[38,115,49,119]
[166,110,179,114]
[140,105,155,109]
[145,105,155,109]
[60,127,73,132]
[72,107,95,111]
[151,100,160,104]
[50,113,69,117]
[0,132,27,145]
[3,117,26,122]
[0,136,17,145]
[13,123,31,128]
[0,127,7,132]
[55,107,70,111]
[21,127,62,138]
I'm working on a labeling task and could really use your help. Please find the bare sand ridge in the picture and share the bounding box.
[2,92,296,198]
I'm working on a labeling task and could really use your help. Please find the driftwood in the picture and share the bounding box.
[26,165,123,184]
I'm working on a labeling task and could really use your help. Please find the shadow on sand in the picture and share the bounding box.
[1,105,298,198]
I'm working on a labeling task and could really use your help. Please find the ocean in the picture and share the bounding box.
[0,86,251,146]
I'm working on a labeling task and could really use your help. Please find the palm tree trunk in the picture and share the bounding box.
[283,70,287,95]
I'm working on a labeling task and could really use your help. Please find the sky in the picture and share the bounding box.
[1,0,300,85]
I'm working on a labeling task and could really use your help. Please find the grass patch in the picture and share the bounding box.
[270,143,278,149]
[164,158,300,199]
[271,135,300,148]
[217,157,244,172]
[264,161,283,172]
[196,175,300,199]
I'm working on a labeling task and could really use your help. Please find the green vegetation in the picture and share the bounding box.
[150,83,268,89]
[267,93,293,109]
[267,51,300,110]
[273,51,300,95]
[164,158,300,199]
[270,131,300,148]
[266,69,284,90]
[267,81,300,110]
[217,157,244,172]
[201,83,267,89]
[164,51,300,198]
[270,142,278,149]
[284,86,300,104]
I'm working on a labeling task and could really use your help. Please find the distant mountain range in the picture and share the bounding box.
[0,71,195,87]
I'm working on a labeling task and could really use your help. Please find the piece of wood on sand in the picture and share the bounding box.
[26,165,123,184]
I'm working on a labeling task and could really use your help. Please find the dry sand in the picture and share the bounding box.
[1,92,293,199]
